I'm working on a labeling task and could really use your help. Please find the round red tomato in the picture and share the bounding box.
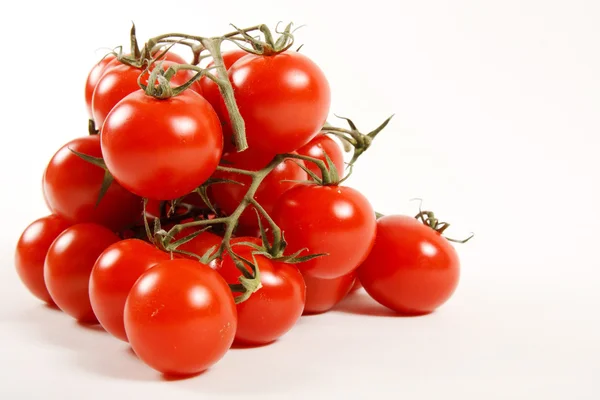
[273,184,376,279]
[101,89,223,200]
[212,149,307,231]
[175,228,223,269]
[303,272,356,315]
[124,259,237,376]
[223,51,330,154]
[89,239,169,341]
[44,223,120,322]
[358,215,461,315]
[15,215,71,304]
[296,134,345,179]
[43,135,142,232]
[85,54,116,118]
[92,60,197,128]
[219,240,305,345]
[349,278,362,293]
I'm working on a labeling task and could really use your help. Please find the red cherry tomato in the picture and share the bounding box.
[176,229,223,269]
[92,60,197,128]
[223,51,330,154]
[44,223,119,322]
[303,272,356,315]
[219,240,305,345]
[89,239,170,341]
[43,135,142,232]
[85,54,116,118]
[124,259,237,376]
[212,149,307,231]
[358,215,461,315]
[15,215,71,304]
[349,278,362,293]
[296,134,345,179]
[101,89,223,200]
[273,183,376,279]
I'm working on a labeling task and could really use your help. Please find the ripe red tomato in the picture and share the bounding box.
[92,60,197,128]
[219,240,305,345]
[223,51,330,154]
[349,278,362,293]
[89,239,169,341]
[44,223,120,322]
[303,272,356,315]
[101,89,223,200]
[273,184,376,279]
[124,259,237,376]
[175,229,223,269]
[212,149,307,231]
[85,54,116,118]
[296,134,345,178]
[43,135,142,232]
[358,215,461,315]
[15,215,71,304]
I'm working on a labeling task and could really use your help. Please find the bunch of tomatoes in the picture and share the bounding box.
[14,23,470,377]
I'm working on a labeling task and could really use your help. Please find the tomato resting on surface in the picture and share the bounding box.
[358,215,461,315]
[303,272,356,315]
[44,223,120,323]
[296,134,345,179]
[124,259,237,376]
[101,89,223,200]
[223,51,331,154]
[219,240,306,345]
[15,215,71,304]
[89,239,170,342]
[43,135,142,232]
[273,183,376,279]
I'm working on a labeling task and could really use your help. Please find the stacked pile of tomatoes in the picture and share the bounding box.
[14,26,467,377]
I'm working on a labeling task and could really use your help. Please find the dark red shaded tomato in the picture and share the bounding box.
[176,229,223,269]
[358,215,461,315]
[85,54,116,118]
[212,149,307,231]
[89,239,170,341]
[124,259,237,376]
[296,134,345,179]
[43,135,142,232]
[273,183,376,279]
[101,89,223,200]
[303,272,356,315]
[349,278,362,293]
[44,223,120,322]
[223,51,330,154]
[15,215,71,304]
[219,240,305,345]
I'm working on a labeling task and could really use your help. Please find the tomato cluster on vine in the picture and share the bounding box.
[15,22,472,377]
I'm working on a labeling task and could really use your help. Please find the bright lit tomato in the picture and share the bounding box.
[223,51,330,154]
[43,135,142,232]
[89,239,169,341]
[273,183,376,279]
[15,215,71,304]
[219,240,305,345]
[358,215,461,315]
[124,259,237,376]
[85,54,116,118]
[296,134,345,179]
[101,89,223,200]
[44,223,119,322]
[212,149,307,231]
[303,272,356,315]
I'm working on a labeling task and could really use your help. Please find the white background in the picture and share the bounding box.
[1,0,599,398]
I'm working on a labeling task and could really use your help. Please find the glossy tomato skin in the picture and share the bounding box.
[124,259,237,376]
[303,272,356,315]
[273,184,376,279]
[358,215,461,315]
[212,149,307,231]
[44,223,120,322]
[15,215,71,304]
[43,135,142,232]
[101,89,223,200]
[296,134,345,179]
[176,229,223,269]
[85,54,116,118]
[219,241,305,345]
[89,239,170,341]
[92,60,196,128]
[349,278,362,293]
[224,51,330,154]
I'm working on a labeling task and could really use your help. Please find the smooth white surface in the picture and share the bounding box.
[1,1,599,398]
